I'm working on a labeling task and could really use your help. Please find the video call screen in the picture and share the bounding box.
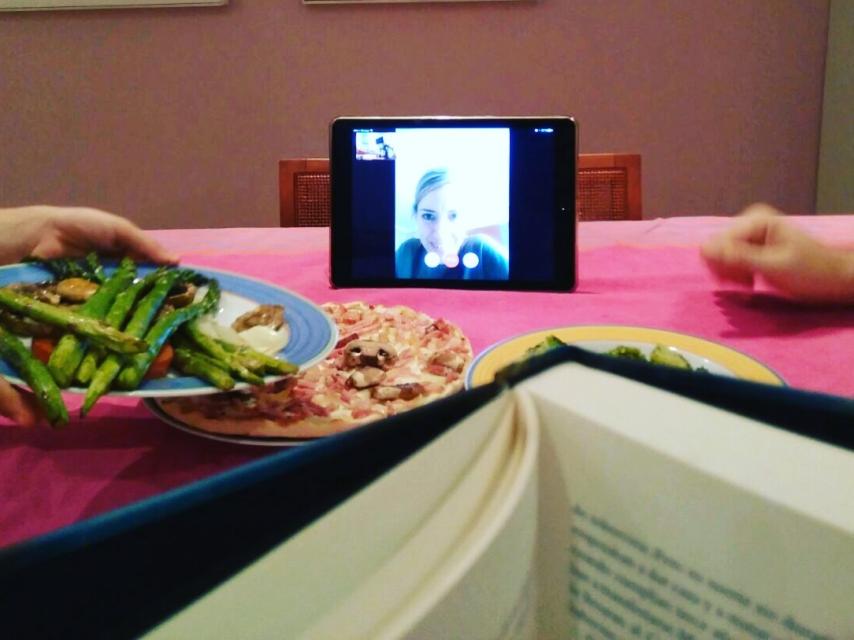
[330,118,576,291]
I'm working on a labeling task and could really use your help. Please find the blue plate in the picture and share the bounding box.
[0,262,338,397]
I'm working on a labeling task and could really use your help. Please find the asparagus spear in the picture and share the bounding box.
[85,253,107,284]
[48,258,137,387]
[107,269,166,328]
[215,338,299,376]
[0,324,68,427]
[0,287,147,355]
[179,320,265,385]
[74,269,165,385]
[81,269,183,415]
[115,281,221,390]
[171,347,235,391]
[74,350,99,387]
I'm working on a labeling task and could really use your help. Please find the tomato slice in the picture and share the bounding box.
[144,343,175,380]
[31,338,57,365]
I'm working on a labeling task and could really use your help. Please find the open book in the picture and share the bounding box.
[2,347,853,639]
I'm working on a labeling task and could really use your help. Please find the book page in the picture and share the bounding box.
[307,388,537,639]
[521,364,854,640]
[387,390,541,640]
[145,392,516,639]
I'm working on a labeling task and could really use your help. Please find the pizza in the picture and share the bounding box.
[158,301,473,439]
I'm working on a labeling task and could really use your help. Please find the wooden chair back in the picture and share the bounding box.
[577,153,642,221]
[279,159,332,228]
[279,153,642,226]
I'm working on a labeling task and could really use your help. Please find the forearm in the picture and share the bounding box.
[786,243,854,304]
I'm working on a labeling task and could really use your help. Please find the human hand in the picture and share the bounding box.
[0,206,177,265]
[0,378,41,427]
[700,204,854,304]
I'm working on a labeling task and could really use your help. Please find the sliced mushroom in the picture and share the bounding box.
[430,351,466,373]
[56,277,99,303]
[8,282,61,305]
[344,340,398,369]
[166,282,197,308]
[347,367,385,390]
[371,382,425,402]
[232,304,285,332]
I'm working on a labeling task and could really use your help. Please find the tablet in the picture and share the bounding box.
[329,116,577,291]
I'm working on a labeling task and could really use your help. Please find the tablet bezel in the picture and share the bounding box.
[329,116,577,292]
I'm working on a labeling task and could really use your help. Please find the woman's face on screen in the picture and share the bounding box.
[415,183,465,263]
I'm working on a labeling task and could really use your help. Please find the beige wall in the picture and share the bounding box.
[817,0,854,213]
[0,0,830,229]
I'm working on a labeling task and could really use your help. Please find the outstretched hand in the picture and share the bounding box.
[0,206,177,426]
[0,206,177,265]
[700,204,854,304]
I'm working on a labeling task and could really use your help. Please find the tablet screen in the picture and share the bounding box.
[330,117,576,291]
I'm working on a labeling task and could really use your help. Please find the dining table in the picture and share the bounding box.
[2,215,852,549]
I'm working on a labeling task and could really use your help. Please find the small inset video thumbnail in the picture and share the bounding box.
[355,132,397,161]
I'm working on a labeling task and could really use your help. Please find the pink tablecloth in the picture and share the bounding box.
[2,216,852,547]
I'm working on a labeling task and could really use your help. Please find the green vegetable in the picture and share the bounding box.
[120,270,184,337]
[173,268,210,287]
[105,268,165,329]
[74,351,99,387]
[605,345,647,361]
[48,257,137,387]
[172,347,235,391]
[525,335,567,358]
[214,338,298,376]
[0,324,68,427]
[85,253,107,284]
[213,338,263,372]
[649,345,692,370]
[81,269,184,415]
[606,343,702,372]
[75,269,166,385]
[25,253,105,283]
[493,335,568,384]
[180,320,266,385]
[0,287,147,355]
[81,357,123,416]
[115,281,221,390]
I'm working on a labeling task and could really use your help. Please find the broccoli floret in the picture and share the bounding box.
[606,345,647,361]
[649,344,692,370]
[525,335,567,358]
[494,335,567,383]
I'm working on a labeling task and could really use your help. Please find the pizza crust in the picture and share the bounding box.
[158,404,362,439]
[157,302,472,440]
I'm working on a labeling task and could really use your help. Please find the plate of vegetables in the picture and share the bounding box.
[0,255,337,426]
[465,325,784,388]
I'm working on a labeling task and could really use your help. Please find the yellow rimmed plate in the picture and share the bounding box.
[465,325,784,388]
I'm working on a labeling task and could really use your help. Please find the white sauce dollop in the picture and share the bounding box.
[195,316,290,356]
